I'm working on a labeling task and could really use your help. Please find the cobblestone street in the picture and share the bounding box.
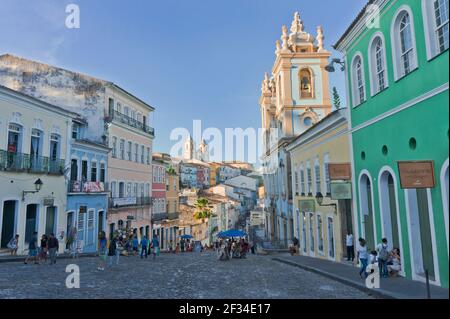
[0,252,374,299]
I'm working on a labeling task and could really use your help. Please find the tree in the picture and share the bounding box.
[332,86,341,109]
[193,198,214,222]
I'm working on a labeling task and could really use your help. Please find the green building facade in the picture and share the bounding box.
[335,0,449,287]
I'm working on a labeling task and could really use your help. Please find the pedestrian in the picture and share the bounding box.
[169,240,174,253]
[387,248,401,277]
[24,231,39,264]
[356,238,368,279]
[68,227,78,258]
[108,234,118,267]
[180,238,185,252]
[47,233,59,265]
[115,234,122,265]
[346,231,355,262]
[151,235,160,259]
[377,238,389,278]
[7,234,19,256]
[140,236,148,258]
[38,234,48,264]
[97,231,107,271]
[175,243,180,254]
[292,237,299,255]
[132,235,139,256]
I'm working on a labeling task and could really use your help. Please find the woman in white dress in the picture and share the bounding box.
[388,248,401,277]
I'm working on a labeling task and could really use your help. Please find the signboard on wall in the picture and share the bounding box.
[398,161,435,189]
[43,198,55,206]
[329,163,352,180]
[298,200,315,212]
[330,182,352,200]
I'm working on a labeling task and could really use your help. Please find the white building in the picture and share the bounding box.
[0,85,78,254]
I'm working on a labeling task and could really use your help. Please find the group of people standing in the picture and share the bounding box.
[96,231,161,271]
[355,236,402,279]
[216,238,251,261]
[9,232,60,265]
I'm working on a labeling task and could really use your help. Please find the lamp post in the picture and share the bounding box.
[315,192,337,213]
[325,58,345,73]
[22,178,43,201]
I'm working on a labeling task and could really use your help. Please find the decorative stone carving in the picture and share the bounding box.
[317,26,325,52]
[262,73,271,94]
[275,40,281,56]
[290,12,304,34]
[52,125,61,135]
[33,119,43,131]
[10,112,23,125]
[281,25,290,52]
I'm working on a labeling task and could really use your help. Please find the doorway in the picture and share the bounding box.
[359,174,375,251]
[379,171,400,250]
[406,188,436,281]
[1,201,17,248]
[25,204,38,243]
[45,206,57,236]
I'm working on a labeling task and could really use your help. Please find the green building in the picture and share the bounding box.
[335,0,449,287]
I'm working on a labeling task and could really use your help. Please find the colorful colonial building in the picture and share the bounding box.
[287,109,352,262]
[335,0,449,287]
[259,12,333,246]
[0,85,77,255]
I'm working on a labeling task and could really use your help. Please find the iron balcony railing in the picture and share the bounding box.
[108,111,155,137]
[109,196,153,209]
[0,150,64,175]
[168,212,179,220]
[152,212,169,222]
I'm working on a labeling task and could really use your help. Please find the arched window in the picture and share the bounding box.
[369,34,388,95]
[422,0,449,59]
[352,54,366,106]
[299,69,313,98]
[391,7,418,80]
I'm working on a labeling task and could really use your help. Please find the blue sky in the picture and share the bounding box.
[0,0,364,159]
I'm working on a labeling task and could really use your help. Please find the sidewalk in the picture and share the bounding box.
[273,254,449,299]
[0,252,97,263]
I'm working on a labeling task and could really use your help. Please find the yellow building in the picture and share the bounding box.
[287,109,353,262]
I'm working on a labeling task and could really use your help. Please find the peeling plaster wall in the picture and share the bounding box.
[0,55,107,143]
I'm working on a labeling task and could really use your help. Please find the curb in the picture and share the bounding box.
[272,257,397,299]
[0,253,97,263]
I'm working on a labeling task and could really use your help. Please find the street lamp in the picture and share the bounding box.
[22,178,43,201]
[315,192,337,213]
[325,58,345,72]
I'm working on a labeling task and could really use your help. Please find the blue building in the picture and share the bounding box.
[66,119,110,253]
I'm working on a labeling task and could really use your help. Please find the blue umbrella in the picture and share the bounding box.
[217,229,247,238]
[179,234,193,239]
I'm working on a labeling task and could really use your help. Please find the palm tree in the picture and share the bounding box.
[193,198,214,222]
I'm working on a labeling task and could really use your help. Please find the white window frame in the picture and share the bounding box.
[351,53,366,107]
[368,32,389,95]
[391,6,419,81]
[422,0,449,60]
[323,154,331,195]
[314,158,321,195]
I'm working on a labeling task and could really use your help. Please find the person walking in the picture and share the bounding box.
[47,233,59,265]
[180,238,185,252]
[7,234,19,256]
[38,234,48,264]
[140,236,148,259]
[108,234,118,267]
[68,227,78,259]
[346,231,355,262]
[24,232,39,264]
[151,235,160,259]
[377,238,389,278]
[97,231,107,271]
[115,235,122,265]
[132,235,139,256]
[356,238,368,279]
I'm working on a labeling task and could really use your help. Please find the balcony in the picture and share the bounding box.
[109,196,153,209]
[107,111,155,137]
[0,150,64,175]
[168,212,179,220]
[152,212,169,222]
[68,181,108,193]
